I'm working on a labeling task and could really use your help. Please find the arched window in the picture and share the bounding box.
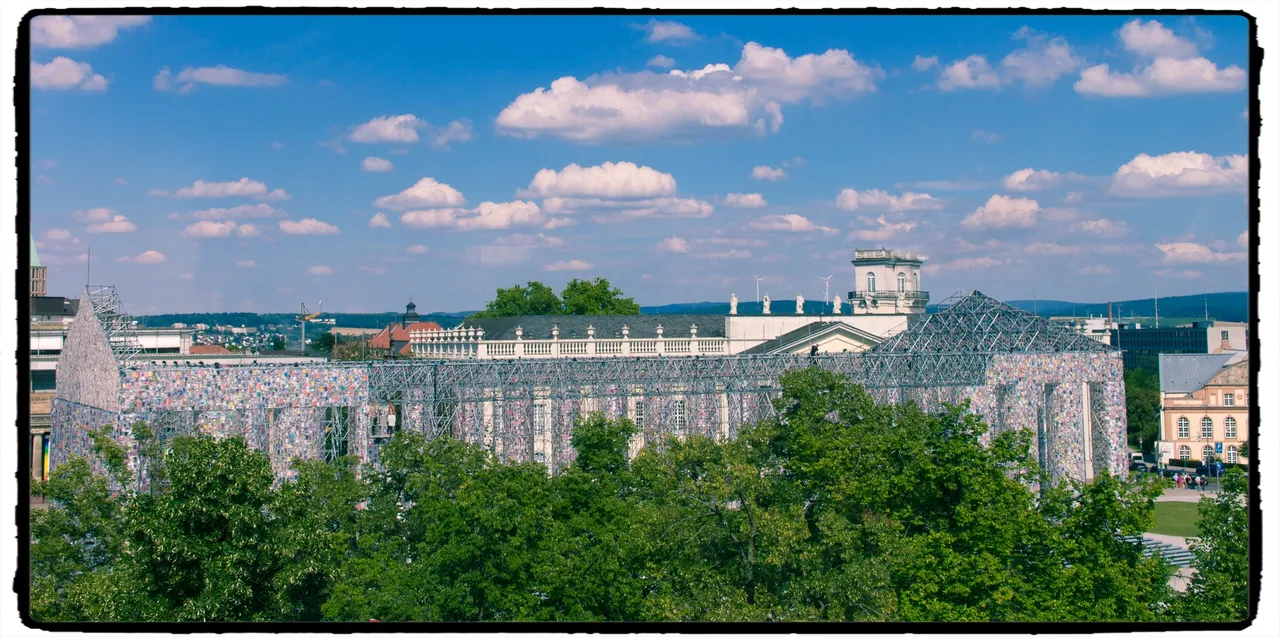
[897,272,906,293]
[1224,416,1237,439]
[1202,445,1215,461]
[1226,445,1238,463]
[1179,445,1190,460]
[866,272,876,293]
[913,272,919,291]
[1177,417,1189,438]
[1200,416,1213,439]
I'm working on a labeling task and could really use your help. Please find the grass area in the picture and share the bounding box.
[1151,501,1202,538]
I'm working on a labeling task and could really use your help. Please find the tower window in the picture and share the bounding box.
[1177,416,1189,438]
[866,272,876,293]
[1200,416,1213,439]
[897,272,906,293]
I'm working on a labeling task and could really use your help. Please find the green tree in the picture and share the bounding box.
[313,332,337,353]
[1177,468,1250,621]
[271,336,286,351]
[1124,368,1160,454]
[560,277,641,316]
[470,281,564,318]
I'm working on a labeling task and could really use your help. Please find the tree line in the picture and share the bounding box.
[30,369,1250,623]
[469,278,640,319]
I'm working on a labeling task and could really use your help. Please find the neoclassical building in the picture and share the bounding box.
[1157,353,1249,466]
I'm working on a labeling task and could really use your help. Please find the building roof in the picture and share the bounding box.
[31,236,42,268]
[458,314,726,340]
[31,296,78,317]
[740,321,881,355]
[1205,355,1248,387]
[190,344,232,355]
[1158,353,1235,393]
[369,321,442,350]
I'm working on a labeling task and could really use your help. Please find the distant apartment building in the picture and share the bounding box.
[1049,316,1113,346]
[1156,353,1249,468]
[1109,321,1248,374]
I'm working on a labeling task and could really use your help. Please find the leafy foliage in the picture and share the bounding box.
[30,369,1250,623]
[560,278,641,316]
[1124,368,1160,454]
[469,278,639,318]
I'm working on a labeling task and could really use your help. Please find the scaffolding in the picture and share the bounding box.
[85,285,143,365]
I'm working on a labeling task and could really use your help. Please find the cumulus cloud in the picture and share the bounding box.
[1110,151,1246,197]
[933,28,1082,91]
[1155,242,1246,264]
[544,218,575,229]
[308,265,334,276]
[1001,168,1073,191]
[400,209,460,228]
[912,55,939,71]
[74,208,136,233]
[154,66,287,93]
[962,194,1040,228]
[173,177,290,200]
[31,57,108,91]
[362,156,394,172]
[429,119,475,149]
[456,201,543,231]
[835,188,943,212]
[369,212,392,228]
[186,203,284,220]
[938,55,1001,91]
[117,250,167,265]
[751,165,786,181]
[1119,18,1200,59]
[723,193,768,208]
[522,161,677,198]
[543,259,593,272]
[851,216,917,241]
[350,114,427,143]
[647,54,676,68]
[236,224,260,237]
[31,15,150,48]
[640,19,698,43]
[655,236,691,253]
[1237,231,1247,247]
[279,218,340,235]
[1075,19,1243,97]
[1077,218,1130,237]
[406,244,429,254]
[375,177,468,210]
[236,260,258,268]
[496,41,882,142]
[749,214,837,234]
[182,220,237,238]
[46,229,72,240]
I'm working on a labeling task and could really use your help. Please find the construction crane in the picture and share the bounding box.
[298,300,323,349]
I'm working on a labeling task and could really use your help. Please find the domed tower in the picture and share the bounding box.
[849,248,928,316]
[30,235,47,297]
[402,299,420,328]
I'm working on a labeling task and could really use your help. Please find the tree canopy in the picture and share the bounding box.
[29,369,1252,623]
[469,278,640,319]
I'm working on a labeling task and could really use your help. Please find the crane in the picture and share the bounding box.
[298,300,323,349]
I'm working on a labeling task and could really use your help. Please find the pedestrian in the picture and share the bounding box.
[1175,473,1183,489]
[1201,475,1207,491]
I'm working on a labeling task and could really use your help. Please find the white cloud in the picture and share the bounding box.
[117,249,167,265]
[350,114,427,143]
[723,193,768,208]
[647,54,676,68]
[1119,19,1199,59]
[429,119,475,149]
[308,265,334,276]
[187,203,284,220]
[358,265,387,275]
[236,260,258,268]
[375,177,467,210]
[182,220,237,238]
[641,19,698,43]
[655,236,691,253]
[912,55,939,71]
[1080,265,1112,275]
[851,216,917,241]
[543,259,593,272]
[938,55,1000,91]
[45,229,72,240]
[1110,151,1246,197]
[544,218,575,229]
[522,161,677,198]
[154,66,287,93]
[835,188,943,212]
[751,165,786,181]
[74,208,136,233]
[31,57,108,91]
[236,224,260,237]
[1024,242,1081,256]
[36,174,55,185]
[999,29,1083,88]
[1002,168,1063,191]
[31,15,149,49]
[1077,218,1129,237]
[400,209,460,228]
[749,214,837,234]
[962,194,1040,228]
[174,177,289,200]
[1154,268,1204,279]
[972,129,1002,143]
[1156,242,1246,264]
[1074,58,1245,97]
[1064,191,1084,204]
[1237,231,1247,248]
[496,41,881,142]
[279,218,340,235]
[406,244,429,254]
[369,212,392,228]
[456,201,543,231]
[362,157,394,172]
[586,197,713,223]
[37,159,57,170]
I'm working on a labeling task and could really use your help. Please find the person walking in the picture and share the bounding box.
[1199,475,1207,491]
[1175,473,1183,489]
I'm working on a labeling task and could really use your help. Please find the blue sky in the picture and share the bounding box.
[28,14,1251,314]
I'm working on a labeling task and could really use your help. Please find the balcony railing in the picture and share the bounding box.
[411,333,733,360]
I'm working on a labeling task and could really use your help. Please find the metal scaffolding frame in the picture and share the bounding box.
[85,285,143,364]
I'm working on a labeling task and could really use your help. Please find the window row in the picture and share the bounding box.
[1177,444,1240,464]
[1175,415,1239,439]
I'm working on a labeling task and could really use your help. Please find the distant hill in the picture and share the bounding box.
[134,312,469,330]
[1005,292,1249,323]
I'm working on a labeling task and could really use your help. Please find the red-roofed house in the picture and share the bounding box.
[190,344,233,355]
[370,301,442,357]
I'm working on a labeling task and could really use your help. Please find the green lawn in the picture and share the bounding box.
[1151,501,1202,538]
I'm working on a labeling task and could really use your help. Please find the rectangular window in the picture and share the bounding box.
[1224,393,1235,407]
[672,399,686,434]
[30,370,56,392]
[534,403,549,435]
[633,400,645,426]
[1221,330,1230,341]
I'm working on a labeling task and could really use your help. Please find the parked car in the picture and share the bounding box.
[1129,461,1147,473]
[1159,468,1179,479]
[1196,463,1225,478]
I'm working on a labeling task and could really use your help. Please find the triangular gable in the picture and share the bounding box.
[54,296,121,412]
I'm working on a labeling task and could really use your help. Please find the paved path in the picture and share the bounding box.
[1145,532,1192,549]
[1157,489,1218,503]
[1169,567,1197,593]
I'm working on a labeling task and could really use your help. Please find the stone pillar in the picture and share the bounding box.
[621,324,630,355]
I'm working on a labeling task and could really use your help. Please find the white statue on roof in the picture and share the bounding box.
[729,293,738,315]
[796,294,804,314]
[832,294,841,315]
[762,294,771,314]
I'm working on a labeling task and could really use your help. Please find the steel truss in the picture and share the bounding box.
[86,285,143,364]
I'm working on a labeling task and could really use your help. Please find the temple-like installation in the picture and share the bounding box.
[49,290,1127,489]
